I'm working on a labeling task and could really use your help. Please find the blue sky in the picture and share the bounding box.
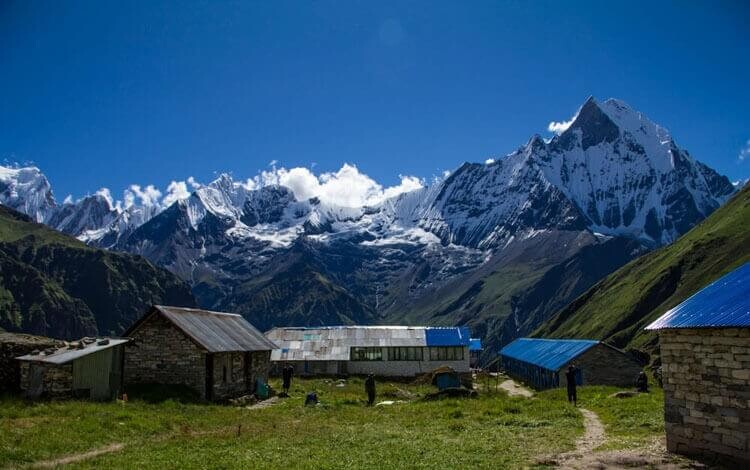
[1,0,749,201]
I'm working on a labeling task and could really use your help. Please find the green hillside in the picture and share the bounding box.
[535,184,750,359]
[0,205,196,339]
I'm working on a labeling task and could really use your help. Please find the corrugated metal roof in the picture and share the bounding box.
[499,338,599,372]
[16,338,129,365]
[469,338,483,351]
[646,262,750,330]
[425,327,470,346]
[142,306,277,353]
[265,326,469,361]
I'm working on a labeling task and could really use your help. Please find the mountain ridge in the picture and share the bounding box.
[0,97,737,355]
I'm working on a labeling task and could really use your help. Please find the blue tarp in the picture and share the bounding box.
[469,338,483,351]
[425,327,471,346]
[646,262,750,330]
[499,338,598,372]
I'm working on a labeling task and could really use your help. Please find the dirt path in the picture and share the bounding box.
[28,443,125,469]
[498,379,534,398]
[246,396,279,410]
[549,408,606,468]
[540,409,702,469]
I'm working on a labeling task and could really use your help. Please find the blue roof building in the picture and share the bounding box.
[644,262,750,464]
[646,261,750,330]
[499,338,641,390]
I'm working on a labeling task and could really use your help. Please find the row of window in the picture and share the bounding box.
[350,347,464,362]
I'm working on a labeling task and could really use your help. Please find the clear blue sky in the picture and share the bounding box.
[2,0,749,200]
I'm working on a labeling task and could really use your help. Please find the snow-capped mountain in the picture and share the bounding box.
[0,166,56,223]
[0,97,736,358]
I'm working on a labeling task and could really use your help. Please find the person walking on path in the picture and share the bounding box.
[565,365,578,406]
[364,374,376,406]
[282,365,293,396]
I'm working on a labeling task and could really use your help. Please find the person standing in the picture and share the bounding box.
[565,365,578,406]
[635,370,648,392]
[282,364,293,395]
[364,374,376,406]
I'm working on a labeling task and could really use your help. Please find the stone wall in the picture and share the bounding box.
[1,332,62,393]
[660,328,750,464]
[212,350,271,400]
[123,313,207,398]
[211,352,246,399]
[559,343,643,387]
[250,350,271,387]
[19,362,74,398]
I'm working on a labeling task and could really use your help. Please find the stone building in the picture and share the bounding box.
[265,326,471,377]
[646,262,750,465]
[499,338,643,390]
[124,305,277,401]
[1,332,62,394]
[16,337,129,400]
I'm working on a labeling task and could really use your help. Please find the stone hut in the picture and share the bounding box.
[1,332,63,394]
[16,337,129,400]
[499,338,643,390]
[124,305,277,401]
[646,262,750,465]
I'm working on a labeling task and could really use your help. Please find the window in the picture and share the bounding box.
[222,365,227,383]
[429,347,464,361]
[387,347,424,361]
[350,347,383,361]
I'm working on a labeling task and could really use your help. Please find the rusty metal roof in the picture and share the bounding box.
[134,306,277,353]
[265,326,469,361]
[646,262,750,330]
[16,338,129,365]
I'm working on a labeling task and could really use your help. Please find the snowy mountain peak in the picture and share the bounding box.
[0,165,56,222]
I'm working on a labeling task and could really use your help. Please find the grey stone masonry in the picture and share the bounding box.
[660,328,750,465]
[559,343,643,387]
[19,362,74,398]
[212,352,245,400]
[124,313,207,398]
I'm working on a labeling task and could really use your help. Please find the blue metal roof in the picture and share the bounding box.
[646,262,750,330]
[425,327,471,346]
[469,338,483,351]
[499,338,599,371]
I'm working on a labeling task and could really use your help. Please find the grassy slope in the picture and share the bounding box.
[535,184,750,356]
[0,205,195,339]
[0,378,666,469]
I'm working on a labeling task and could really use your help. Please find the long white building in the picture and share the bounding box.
[264,326,471,377]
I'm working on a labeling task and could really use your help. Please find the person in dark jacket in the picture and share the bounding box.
[282,365,293,395]
[364,374,376,406]
[635,371,648,392]
[565,365,578,406]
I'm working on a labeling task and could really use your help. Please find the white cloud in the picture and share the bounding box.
[73,165,424,215]
[124,184,162,209]
[739,139,750,161]
[95,188,114,208]
[254,163,423,207]
[485,158,495,165]
[162,180,191,207]
[548,117,575,135]
[187,176,201,189]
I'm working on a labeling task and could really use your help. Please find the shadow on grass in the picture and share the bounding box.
[124,384,202,404]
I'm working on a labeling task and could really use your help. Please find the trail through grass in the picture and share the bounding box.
[0,379,665,469]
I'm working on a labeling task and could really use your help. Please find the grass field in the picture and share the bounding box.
[0,378,664,469]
